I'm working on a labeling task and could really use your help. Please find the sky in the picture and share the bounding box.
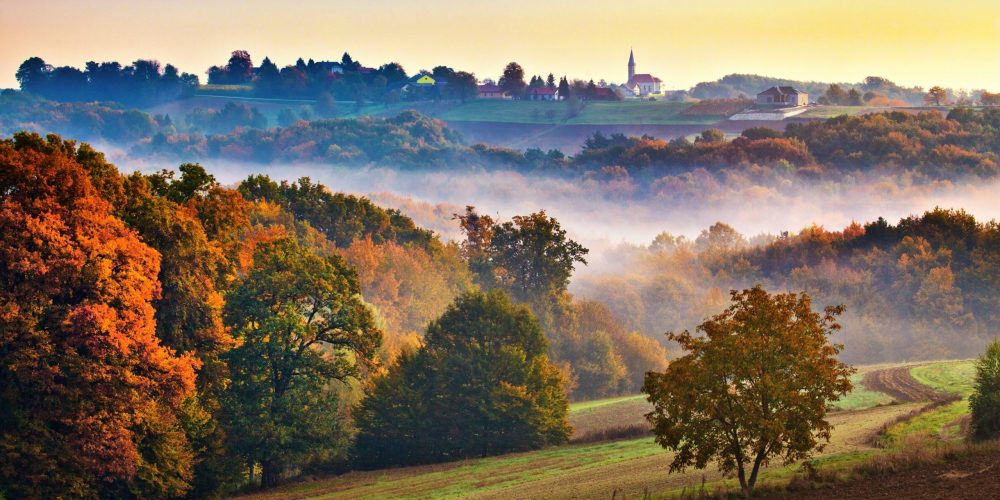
[1,0,999,91]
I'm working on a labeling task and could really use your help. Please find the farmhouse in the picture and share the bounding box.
[756,86,808,107]
[477,83,508,99]
[626,49,662,96]
[406,74,436,88]
[527,87,559,101]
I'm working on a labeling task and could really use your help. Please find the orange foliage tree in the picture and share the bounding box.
[0,133,198,497]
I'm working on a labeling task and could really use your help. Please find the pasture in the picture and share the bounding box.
[238,360,978,499]
[238,403,920,500]
[162,93,716,126]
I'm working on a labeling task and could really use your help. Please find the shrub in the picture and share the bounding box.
[969,340,1000,441]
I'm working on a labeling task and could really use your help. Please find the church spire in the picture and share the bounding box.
[628,48,636,83]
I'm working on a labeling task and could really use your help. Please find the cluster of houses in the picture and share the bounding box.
[472,49,666,101]
[400,49,811,110]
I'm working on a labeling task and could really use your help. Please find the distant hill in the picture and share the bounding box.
[688,74,927,105]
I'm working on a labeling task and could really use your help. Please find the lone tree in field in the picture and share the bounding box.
[969,339,1000,441]
[643,286,853,495]
[924,85,949,106]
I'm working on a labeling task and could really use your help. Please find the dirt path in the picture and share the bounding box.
[778,448,1000,499]
[861,366,953,403]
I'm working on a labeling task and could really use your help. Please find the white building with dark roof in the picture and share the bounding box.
[756,86,809,107]
[625,49,662,96]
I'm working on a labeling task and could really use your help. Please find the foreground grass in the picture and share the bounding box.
[237,403,920,499]
[237,360,971,499]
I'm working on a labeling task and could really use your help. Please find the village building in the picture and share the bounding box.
[477,83,509,99]
[526,87,559,101]
[756,86,808,107]
[406,74,436,88]
[625,49,662,96]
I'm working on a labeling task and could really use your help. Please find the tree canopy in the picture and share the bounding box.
[969,340,1000,441]
[0,133,199,497]
[643,286,853,495]
[353,290,570,468]
[223,237,382,488]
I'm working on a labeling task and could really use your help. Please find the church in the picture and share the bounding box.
[625,49,662,96]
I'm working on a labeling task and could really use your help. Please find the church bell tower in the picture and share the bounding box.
[628,48,636,83]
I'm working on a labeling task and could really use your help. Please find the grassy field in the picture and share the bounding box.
[910,360,976,398]
[431,100,711,125]
[169,94,719,126]
[833,371,895,410]
[877,360,978,446]
[198,84,254,96]
[569,394,648,439]
[240,403,921,499]
[237,360,982,499]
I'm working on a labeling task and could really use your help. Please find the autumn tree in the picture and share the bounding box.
[643,286,853,495]
[67,154,248,494]
[353,290,570,468]
[925,86,949,106]
[969,340,1000,441]
[223,237,382,488]
[0,133,198,497]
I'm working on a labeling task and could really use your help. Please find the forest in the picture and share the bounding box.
[4,127,999,497]
[0,132,669,496]
[4,61,1000,498]
[4,87,1000,182]
[574,208,1000,364]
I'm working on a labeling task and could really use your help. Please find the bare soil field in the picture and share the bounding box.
[862,366,954,403]
[776,447,1000,499]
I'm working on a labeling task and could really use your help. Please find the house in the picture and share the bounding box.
[625,49,663,96]
[477,83,508,99]
[756,86,808,107]
[617,83,639,98]
[527,87,559,101]
[407,74,436,88]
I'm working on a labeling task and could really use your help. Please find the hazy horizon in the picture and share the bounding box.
[2,0,998,91]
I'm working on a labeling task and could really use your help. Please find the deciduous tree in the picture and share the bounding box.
[499,62,526,99]
[223,237,382,488]
[0,133,198,497]
[643,286,853,495]
[353,290,570,467]
[969,340,1000,441]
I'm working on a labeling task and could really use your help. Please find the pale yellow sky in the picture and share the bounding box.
[1,0,998,90]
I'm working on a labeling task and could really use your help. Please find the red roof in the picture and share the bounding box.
[478,83,502,93]
[629,74,662,84]
[528,87,558,95]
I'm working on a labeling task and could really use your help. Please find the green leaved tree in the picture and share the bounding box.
[353,290,570,468]
[969,340,1000,441]
[223,237,382,488]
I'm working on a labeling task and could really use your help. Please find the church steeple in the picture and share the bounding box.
[628,48,636,83]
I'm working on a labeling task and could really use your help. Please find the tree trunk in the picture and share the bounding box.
[737,462,749,496]
[261,460,280,489]
[746,449,767,493]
